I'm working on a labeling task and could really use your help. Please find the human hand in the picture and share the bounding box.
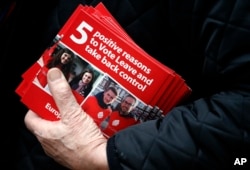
[24,68,108,170]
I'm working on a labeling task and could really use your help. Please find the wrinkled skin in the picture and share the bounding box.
[25,68,108,170]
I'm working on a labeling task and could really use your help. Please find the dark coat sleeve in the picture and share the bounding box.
[105,0,250,170]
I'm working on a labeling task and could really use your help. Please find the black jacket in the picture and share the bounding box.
[1,0,250,169]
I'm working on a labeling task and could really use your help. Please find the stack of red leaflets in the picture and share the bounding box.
[16,2,191,138]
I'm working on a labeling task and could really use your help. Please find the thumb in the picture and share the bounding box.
[47,68,83,122]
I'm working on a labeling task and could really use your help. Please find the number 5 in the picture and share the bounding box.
[70,21,93,44]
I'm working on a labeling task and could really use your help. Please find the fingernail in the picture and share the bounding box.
[48,68,62,82]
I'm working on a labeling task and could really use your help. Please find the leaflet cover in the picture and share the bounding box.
[16,2,191,138]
